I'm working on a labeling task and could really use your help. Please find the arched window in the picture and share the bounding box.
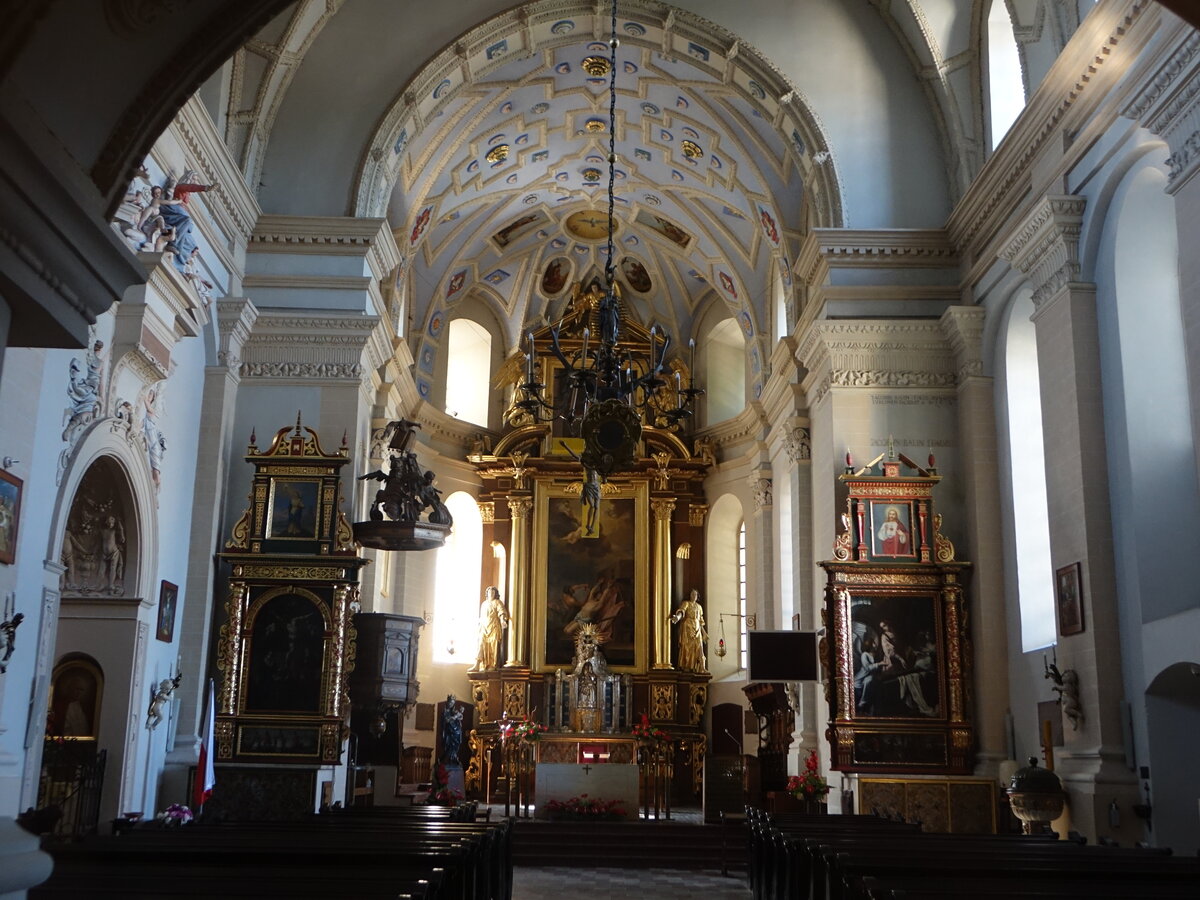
[773,262,789,344]
[432,492,483,663]
[986,0,1025,150]
[445,319,492,426]
[706,493,744,679]
[1001,289,1055,651]
[703,317,746,425]
[738,520,748,671]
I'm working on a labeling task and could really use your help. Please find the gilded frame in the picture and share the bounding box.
[238,585,333,716]
[264,477,323,540]
[0,468,22,566]
[531,479,648,672]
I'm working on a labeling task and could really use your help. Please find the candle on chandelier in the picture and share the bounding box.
[582,327,590,362]
[675,371,682,406]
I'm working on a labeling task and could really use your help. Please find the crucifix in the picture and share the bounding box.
[580,764,592,775]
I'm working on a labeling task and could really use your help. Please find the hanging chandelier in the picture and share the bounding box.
[512,0,702,478]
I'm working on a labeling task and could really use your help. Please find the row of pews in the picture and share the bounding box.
[30,802,511,900]
[747,807,1200,900]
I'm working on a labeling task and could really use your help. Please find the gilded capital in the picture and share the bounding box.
[651,498,677,521]
[507,496,533,518]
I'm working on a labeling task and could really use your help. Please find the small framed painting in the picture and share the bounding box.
[156,580,178,642]
[1055,562,1084,636]
[0,469,22,566]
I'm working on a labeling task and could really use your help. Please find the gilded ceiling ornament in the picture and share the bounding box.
[582,56,612,77]
[584,118,607,133]
[582,167,602,181]
[681,140,704,159]
[485,144,510,164]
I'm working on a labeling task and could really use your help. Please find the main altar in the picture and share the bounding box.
[463,279,712,811]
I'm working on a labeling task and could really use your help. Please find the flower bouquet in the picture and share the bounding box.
[501,716,547,744]
[156,803,193,826]
[631,714,671,744]
[786,749,829,802]
[544,793,627,821]
[426,762,463,805]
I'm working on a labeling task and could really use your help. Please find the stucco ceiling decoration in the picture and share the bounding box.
[352,0,842,373]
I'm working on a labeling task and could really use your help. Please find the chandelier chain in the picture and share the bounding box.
[605,0,618,289]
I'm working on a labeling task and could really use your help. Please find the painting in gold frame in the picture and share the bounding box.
[532,479,647,671]
[265,478,322,540]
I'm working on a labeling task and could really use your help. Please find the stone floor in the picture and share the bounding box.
[511,866,752,899]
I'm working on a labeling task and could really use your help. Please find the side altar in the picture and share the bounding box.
[464,279,712,808]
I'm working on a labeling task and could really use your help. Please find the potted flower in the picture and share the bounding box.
[501,716,546,744]
[785,749,829,812]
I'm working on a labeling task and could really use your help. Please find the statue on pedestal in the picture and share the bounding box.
[670,589,709,673]
[473,586,509,671]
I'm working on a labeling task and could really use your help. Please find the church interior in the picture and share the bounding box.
[3,0,1200,895]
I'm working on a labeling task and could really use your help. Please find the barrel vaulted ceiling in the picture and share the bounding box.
[228,1,1091,370]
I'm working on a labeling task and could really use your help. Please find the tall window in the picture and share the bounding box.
[738,520,748,671]
[432,492,483,663]
[987,0,1025,150]
[1003,291,1055,651]
[445,318,491,426]
[704,317,746,424]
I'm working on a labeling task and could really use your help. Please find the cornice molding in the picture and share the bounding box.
[812,228,958,268]
[238,311,380,381]
[173,96,262,243]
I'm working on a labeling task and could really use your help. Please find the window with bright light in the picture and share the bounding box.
[987,0,1025,150]
[1003,292,1055,651]
[738,520,748,671]
[705,317,746,424]
[433,492,484,663]
[445,318,491,426]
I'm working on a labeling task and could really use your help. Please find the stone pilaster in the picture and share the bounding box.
[747,469,776,631]
[940,305,1010,777]
[505,496,533,667]
[167,298,258,786]
[1000,195,1139,842]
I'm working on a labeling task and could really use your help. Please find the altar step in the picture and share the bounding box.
[511,818,746,871]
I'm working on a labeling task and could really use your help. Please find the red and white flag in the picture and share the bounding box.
[192,679,216,810]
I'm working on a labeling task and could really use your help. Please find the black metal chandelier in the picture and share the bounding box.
[512,0,702,478]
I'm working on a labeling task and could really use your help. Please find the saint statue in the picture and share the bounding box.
[670,589,708,673]
[441,694,464,765]
[473,586,508,671]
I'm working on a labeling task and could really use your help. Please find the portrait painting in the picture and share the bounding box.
[848,594,941,720]
[536,484,645,670]
[1055,562,1085,636]
[620,257,652,293]
[266,479,320,540]
[0,469,22,566]
[47,658,103,740]
[156,580,178,643]
[541,257,570,296]
[870,501,915,559]
[245,592,326,714]
[492,211,545,248]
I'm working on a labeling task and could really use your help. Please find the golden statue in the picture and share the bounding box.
[473,586,509,671]
[670,589,709,673]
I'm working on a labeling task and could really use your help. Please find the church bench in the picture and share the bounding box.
[823,844,1200,900]
[855,872,1200,899]
[30,862,438,899]
[36,833,476,899]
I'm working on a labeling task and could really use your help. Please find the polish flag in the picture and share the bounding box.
[193,679,216,810]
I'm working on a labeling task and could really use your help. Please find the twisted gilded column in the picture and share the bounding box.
[505,496,533,666]
[651,498,676,669]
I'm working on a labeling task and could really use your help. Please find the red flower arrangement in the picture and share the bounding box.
[631,714,671,744]
[544,793,626,820]
[786,749,829,801]
[427,762,463,805]
[500,716,547,744]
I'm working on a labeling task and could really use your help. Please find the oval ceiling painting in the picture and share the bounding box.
[542,257,571,296]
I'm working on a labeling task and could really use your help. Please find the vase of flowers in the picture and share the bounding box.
[501,716,546,744]
[631,714,670,745]
[785,749,829,812]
